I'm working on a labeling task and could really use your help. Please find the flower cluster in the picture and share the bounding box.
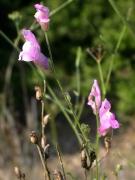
[18,3,50,69]
[88,80,120,136]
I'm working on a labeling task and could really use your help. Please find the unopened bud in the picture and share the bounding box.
[53,170,63,180]
[81,149,88,169]
[42,114,50,127]
[30,131,38,144]
[41,135,47,149]
[14,166,21,178]
[35,86,42,100]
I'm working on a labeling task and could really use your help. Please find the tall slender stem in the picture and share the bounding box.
[97,62,106,98]
[44,31,93,162]
[47,84,82,145]
[50,0,74,16]
[95,110,99,180]
[44,32,55,72]
[105,25,126,90]
[105,5,132,91]
[56,144,66,180]
[0,30,20,52]
[75,47,81,114]
[37,145,51,180]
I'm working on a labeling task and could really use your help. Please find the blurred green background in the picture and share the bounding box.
[1,0,135,128]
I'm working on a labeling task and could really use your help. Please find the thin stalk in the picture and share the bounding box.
[75,47,81,114]
[0,30,20,52]
[43,33,87,146]
[41,80,46,137]
[50,0,74,16]
[105,25,126,91]
[95,110,99,180]
[47,84,82,145]
[44,32,55,72]
[77,97,85,120]
[108,0,126,25]
[56,144,66,180]
[41,100,45,136]
[30,65,82,145]
[44,35,93,160]
[97,62,106,98]
[105,5,132,93]
[36,145,51,180]
[43,23,93,161]
[86,48,106,97]
[108,0,135,38]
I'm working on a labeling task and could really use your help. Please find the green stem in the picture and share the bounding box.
[95,110,100,180]
[105,25,126,91]
[56,144,67,180]
[47,84,82,145]
[41,100,45,136]
[50,0,74,16]
[77,97,85,120]
[0,30,20,52]
[97,62,106,98]
[36,145,51,180]
[75,47,81,114]
[44,32,55,72]
[44,32,93,157]
[108,0,126,25]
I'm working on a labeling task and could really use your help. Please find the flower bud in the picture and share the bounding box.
[42,114,50,127]
[30,131,38,144]
[35,86,42,100]
[41,135,47,149]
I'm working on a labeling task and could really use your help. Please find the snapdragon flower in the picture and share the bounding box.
[98,99,120,136]
[34,4,50,31]
[88,80,120,136]
[19,29,48,69]
[87,80,101,114]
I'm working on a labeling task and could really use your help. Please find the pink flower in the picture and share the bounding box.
[34,4,50,31]
[87,80,101,114]
[19,29,48,69]
[98,99,120,136]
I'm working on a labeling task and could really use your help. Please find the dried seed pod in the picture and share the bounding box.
[42,114,50,127]
[81,149,88,169]
[30,131,38,145]
[14,166,22,179]
[53,170,63,180]
[35,86,42,100]
[41,135,47,149]
[104,136,111,153]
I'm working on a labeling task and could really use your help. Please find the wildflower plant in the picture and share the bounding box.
[0,0,126,179]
